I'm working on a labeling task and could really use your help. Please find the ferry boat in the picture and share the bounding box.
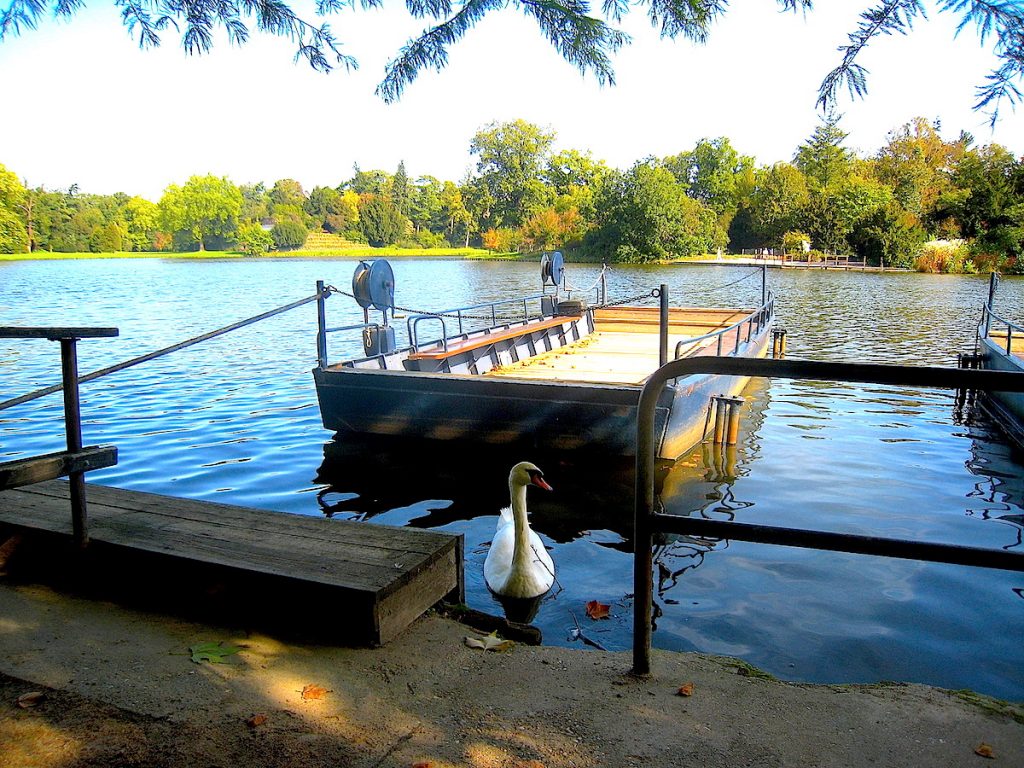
[975,272,1024,445]
[312,256,776,462]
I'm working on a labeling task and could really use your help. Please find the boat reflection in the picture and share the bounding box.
[652,379,769,612]
[959,405,1024,550]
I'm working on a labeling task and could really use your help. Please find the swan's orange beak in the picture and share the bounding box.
[529,471,553,492]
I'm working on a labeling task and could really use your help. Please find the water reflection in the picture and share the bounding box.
[959,406,1024,550]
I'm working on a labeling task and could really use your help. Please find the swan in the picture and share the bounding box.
[484,461,555,599]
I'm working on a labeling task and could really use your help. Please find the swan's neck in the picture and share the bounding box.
[509,480,533,572]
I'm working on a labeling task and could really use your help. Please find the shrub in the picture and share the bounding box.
[236,221,274,257]
[271,219,308,250]
[913,240,971,273]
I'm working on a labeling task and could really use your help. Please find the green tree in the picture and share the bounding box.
[121,196,160,251]
[159,174,242,251]
[0,163,28,253]
[270,219,308,250]
[347,167,391,196]
[469,120,555,230]
[358,195,406,247]
[235,221,274,256]
[794,114,855,190]
[439,181,473,247]
[240,182,270,222]
[586,162,719,262]
[269,179,307,223]
[391,161,410,217]
[750,163,810,247]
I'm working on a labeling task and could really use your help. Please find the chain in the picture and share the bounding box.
[596,289,660,308]
[326,285,529,322]
[703,268,762,293]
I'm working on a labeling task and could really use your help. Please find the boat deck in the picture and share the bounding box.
[485,306,751,385]
[986,331,1024,361]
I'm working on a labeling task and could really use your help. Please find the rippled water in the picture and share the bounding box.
[2,258,1023,700]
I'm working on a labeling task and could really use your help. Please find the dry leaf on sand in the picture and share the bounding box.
[464,632,514,652]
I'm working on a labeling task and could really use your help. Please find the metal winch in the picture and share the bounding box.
[351,259,397,356]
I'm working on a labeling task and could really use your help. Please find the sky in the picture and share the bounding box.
[1,0,1022,201]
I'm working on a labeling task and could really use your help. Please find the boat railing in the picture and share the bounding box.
[632,357,1024,676]
[673,292,775,359]
[980,302,1024,356]
[406,294,550,352]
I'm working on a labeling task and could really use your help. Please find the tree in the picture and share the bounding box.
[6,2,1021,121]
[586,162,719,262]
[121,196,160,251]
[872,117,968,220]
[391,161,410,218]
[269,179,307,222]
[270,219,308,250]
[794,114,854,190]
[750,163,810,247]
[236,221,274,256]
[469,120,555,230]
[159,174,242,251]
[240,182,270,222]
[358,195,405,247]
[0,163,27,253]
[439,181,473,247]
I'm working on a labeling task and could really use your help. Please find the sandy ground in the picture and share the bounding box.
[2,564,1023,768]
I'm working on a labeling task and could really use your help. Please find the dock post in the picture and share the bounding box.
[712,395,728,443]
[772,329,788,358]
[659,284,669,367]
[58,336,88,548]
[725,396,744,445]
[316,280,328,369]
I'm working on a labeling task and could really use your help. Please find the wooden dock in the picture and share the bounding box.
[0,480,463,646]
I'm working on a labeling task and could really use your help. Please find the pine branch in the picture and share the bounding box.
[818,0,926,111]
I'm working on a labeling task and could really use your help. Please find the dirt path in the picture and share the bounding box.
[1,578,1022,768]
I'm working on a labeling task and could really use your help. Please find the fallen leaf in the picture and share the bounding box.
[301,684,330,700]
[516,762,545,768]
[463,632,514,652]
[676,682,694,697]
[16,691,45,708]
[189,641,242,664]
[975,743,996,759]
[246,713,268,728]
[411,763,434,768]
[585,600,610,620]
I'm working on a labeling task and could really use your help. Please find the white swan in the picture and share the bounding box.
[484,461,555,599]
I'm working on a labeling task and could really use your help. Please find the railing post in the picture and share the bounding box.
[986,272,998,338]
[659,284,669,367]
[59,337,88,548]
[632,380,659,676]
[316,280,328,369]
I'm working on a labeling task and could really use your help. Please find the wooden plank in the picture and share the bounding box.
[0,446,118,490]
[0,327,119,339]
[0,480,464,644]
[16,481,447,557]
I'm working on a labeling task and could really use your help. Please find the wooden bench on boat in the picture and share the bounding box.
[408,315,577,362]
[0,480,463,646]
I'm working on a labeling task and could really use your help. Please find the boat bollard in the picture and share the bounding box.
[772,328,788,358]
[712,395,728,443]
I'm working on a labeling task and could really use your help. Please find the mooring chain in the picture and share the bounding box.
[325,285,521,322]
[596,289,660,308]
[703,268,762,293]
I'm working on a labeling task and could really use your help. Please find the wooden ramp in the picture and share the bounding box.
[0,480,463,646]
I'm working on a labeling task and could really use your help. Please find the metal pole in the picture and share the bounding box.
[986,272,999,338]
[761,265,767,307]
[316,280,328,369]
[659,284,669,367]
[632,379,659,676]
[59,337,88,548]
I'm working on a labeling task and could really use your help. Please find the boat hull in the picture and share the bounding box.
[978,334,1024,446]
[313,316,772,461]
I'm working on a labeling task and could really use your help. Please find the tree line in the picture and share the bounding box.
[1,115,1022,271]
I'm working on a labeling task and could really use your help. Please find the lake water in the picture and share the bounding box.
[2,258,1023,701]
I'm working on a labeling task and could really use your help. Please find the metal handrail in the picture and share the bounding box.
[632,357,1024,676]
[980,303,1024,356]
[674,293,775,359]
[406,293,548,351]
